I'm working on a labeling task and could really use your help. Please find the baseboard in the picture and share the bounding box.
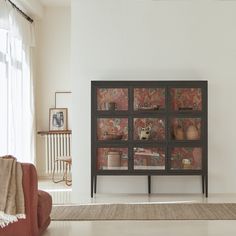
[38,175,52,180]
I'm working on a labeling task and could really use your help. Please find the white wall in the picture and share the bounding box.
[17,0,44,18]
[71,0,236,202]
[35,6,71,176]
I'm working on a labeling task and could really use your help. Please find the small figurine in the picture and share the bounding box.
[182,159,192,169]
[139,125,152,140]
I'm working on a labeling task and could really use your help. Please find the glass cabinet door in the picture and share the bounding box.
[170,147,202,170]
[133,118,165,141]
[170,117,201,141]
[97,118,128,141]
[97,147,128,170]
[97,88,128,111]
[133,147,165,170]
[170,88,202,111]
[134,88,165,111]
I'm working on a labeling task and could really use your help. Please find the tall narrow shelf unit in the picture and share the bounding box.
[91,81,208,197]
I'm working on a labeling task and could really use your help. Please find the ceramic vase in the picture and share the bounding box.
[186,125,199,140]
[174,125,185,140]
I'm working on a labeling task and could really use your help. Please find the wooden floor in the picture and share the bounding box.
[39,180,236,236]
[43,220,236,236]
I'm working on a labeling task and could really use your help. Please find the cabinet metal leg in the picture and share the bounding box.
[202,175,205,194]
[91,175,94,198]
[94,175,97,194]
[205,175,208,198]
[148,175,151,194]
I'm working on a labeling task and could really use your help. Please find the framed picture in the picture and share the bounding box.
[49,108,68,131]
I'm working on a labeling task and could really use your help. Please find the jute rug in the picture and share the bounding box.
[51,203,236,220]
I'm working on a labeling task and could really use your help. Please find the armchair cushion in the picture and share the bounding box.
[38,190,52,228]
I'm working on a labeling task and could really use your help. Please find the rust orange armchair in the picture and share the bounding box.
[0,163,52,236]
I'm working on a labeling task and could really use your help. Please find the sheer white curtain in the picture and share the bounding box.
[0,0,35,163]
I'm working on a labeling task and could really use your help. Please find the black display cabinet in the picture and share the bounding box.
[91,81,208,197]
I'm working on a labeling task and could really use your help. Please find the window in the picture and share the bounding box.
[0,25,35,162]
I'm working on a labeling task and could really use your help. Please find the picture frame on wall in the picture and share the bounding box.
[49,108,68,131]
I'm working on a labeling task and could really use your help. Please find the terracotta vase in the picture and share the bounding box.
[174,125,185,140]
[186,125,199,140]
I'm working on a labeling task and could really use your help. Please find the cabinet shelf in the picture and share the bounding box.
[96,110,168,116]
[133,109,166,115]
[132,140,166,146]
[96,111,130,117]
[167,170,203,175]
[96,140,129,146]
[168,140,203,145]
[168,111,203,116]
[91,81,208,197]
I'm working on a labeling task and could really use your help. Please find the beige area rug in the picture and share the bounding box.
[51,203,236,220]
